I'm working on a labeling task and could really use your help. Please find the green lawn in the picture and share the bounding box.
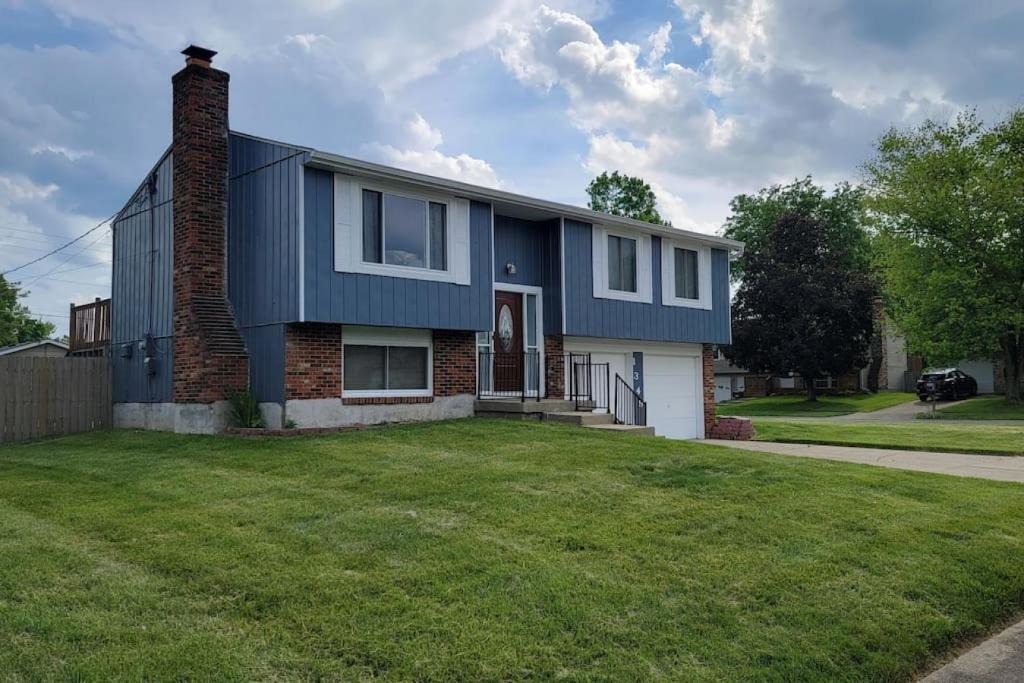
[754,419,1024,456]
[718,391,916,417]
[932,396,1024,420]
[3,420,1024,680]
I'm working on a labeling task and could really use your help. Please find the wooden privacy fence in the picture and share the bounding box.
[0,356,111,443]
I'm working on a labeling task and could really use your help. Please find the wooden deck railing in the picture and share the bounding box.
[69,297,111,355]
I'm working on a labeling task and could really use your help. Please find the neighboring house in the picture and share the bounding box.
[712,349,745,403]
[0,340,68,359]
[109,46,742,439]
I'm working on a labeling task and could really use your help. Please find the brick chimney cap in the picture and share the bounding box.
[182,45,217,63]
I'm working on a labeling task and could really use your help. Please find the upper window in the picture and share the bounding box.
[674,247,699,300]
[661,239,712,310]
[361,190,447,271]
[607,235,638,293]
[592,226,652,303]
[333,175,471,286]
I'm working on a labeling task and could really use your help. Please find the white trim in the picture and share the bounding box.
[660,238,712,310]
[298,166,306,322]
[493,283,546,398]
[341,326,433,398]
[332,174,471,285]
[490,203,496,331]
[559,217,566,335]
[309,149,743,254]
[592,225,653,304]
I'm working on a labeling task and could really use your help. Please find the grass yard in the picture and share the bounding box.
[3,420,1024,680]
[718,391,916,417]
[932,396,1024,420]
[754,419,1024,456]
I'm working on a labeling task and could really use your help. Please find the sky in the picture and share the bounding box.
[1,0,1022,337]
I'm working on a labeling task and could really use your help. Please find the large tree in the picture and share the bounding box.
[722,177,869,281]
[864,111,1024,403]
[726,213,876,400]
[586,171,669,225]
[0,275,55,347]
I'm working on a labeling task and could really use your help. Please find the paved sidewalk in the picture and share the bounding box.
[706,440,1024,483]
[921,618,1024,682]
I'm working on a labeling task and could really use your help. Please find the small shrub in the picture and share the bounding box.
[227,390,264,428]
[284,418,298,429]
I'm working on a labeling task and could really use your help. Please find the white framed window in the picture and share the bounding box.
[661,238,712,310]
[592,225,652,303]
[342,326,432,397]
[334,174,471,285]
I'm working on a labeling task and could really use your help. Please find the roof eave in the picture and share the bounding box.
[307,150,745,253]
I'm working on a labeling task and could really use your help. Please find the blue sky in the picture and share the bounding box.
[1,0,1022,336]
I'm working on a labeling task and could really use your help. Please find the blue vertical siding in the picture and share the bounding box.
[228,134,310,403]
[542,223,562,335]
[302,167,493,330]
[239,324,285,403]
[492,215,562,334]
[228,134,308,327]
[494,215,545,286]
[111,150,174,403]
[562,219,731,344]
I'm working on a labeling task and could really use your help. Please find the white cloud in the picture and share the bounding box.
[370,114,502,187]
[30,144,93,162]
[646,21,673,66]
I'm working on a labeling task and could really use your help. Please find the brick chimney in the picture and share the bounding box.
[171,45,248,403]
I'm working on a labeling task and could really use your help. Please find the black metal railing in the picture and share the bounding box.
[478,350,542,401]
[614,373,647,426]
[565,353,610,412]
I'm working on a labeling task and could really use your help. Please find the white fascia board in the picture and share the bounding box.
[307,150,744,253]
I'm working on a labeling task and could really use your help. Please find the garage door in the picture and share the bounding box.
[644,354,701,439]
[957,360,995,394]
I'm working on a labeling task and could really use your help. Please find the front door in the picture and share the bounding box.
[493,291,523,392]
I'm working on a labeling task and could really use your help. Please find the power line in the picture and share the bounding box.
[1,212,117,277]
[26,228,113,286]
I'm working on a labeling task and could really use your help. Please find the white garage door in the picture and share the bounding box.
[957,360,995,394]
[715,380,732,404]
[644,354,701,440]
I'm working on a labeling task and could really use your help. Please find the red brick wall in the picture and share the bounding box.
[285,323,341,400]
[171,58,248,403]
[545,335,565,398]
[702,344,716,436]
[433,330,476,397]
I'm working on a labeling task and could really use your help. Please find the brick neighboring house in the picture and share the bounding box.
[108,46,743,439]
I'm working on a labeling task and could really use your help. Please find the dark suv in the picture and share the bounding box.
[916,368,978,401]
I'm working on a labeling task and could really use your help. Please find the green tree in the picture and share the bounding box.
[725,213,876,401]
[722,177,869,281]
[586,171,669,225]
[864,111,1024,403]
[0,275,56,347]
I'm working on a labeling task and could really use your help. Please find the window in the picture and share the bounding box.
[674,247,699,300]
[335,175,472,285]
[342,327,432,396]
[813,376,837,389]
[607,234,638,293]
[361,190,447,270]
[661,239,712,310]
[592,226,652,303]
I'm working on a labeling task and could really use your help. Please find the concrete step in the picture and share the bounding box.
[586,423,656,436]
[544,410,615,426]
[474,399,575,416]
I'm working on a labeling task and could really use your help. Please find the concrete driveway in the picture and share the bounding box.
[740,398,1024,425]
[707,439,1024,483]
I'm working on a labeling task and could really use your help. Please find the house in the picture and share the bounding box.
[712,349,745,402]
[109,46,742,439]
[0,340,68,358]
